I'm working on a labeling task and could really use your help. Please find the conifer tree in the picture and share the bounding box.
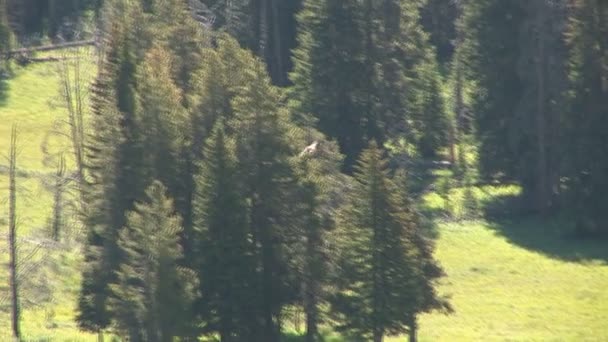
[393,170,452,342]
[331,142,445,342]
[198,0,302,85]
[462,0,526,181]
[293,135,344,342]
[136,44,187,217]
[290,0,369,171]
[232,58,301,342]
[193,122,257,341]
[564,0,608,234]
[110,181,197,342]
[291,0,448,171]
[77,6,148,333]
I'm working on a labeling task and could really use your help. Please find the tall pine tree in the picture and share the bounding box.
[565,0,608,234]
[291,0,449,171]
[193,122,257,340]
[110,181,197,341]
[331,142,446,342]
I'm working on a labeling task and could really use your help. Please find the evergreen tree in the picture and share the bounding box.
[77,15,144,333]
[462,0,526,182]
[232,58,301,341]
[393,170,452,342]
[198,0,302,85]
[136,44,187,226]
[79,3,203,331]
[291,0,449,171]
[420,0,457,66]
[293,133,344,342]
[290,0,369,171]
[193,122,257,341]
[331,142,431,342]
[565,0,608,234]
[110,181,197,341]
[516,0,568,212]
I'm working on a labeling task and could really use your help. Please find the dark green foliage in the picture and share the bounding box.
[199,0,302,85]
[293,134,345,342]
[232,59,302,341]
[463,0,526,182]
[193,123,257,340]
[291,0,449,171]
[410,60,449,158]
[77,17,142,332]
[6,0,99,38]
[564,0,608,234]
[420,0,457,66]
[331,142,447,342]
[290,0,368,171]
[136,44,187,214]
[110,181,197,341]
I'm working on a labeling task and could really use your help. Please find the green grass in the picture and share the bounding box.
[412,220,608,341]
[1,52,97,341]
[1,52,607,341]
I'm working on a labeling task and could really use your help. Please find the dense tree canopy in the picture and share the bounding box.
[3,0,608,340]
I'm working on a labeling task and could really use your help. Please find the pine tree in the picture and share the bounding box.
[331,142,432,342]
[515,0,568,212]
[293,133,344,342]
[110,181,197,341]
[136,44,187,218]
[186,34,261,262]
[565,0,608,234]
[291,0,448,171]
[290,0,369,171]
[393,170,452,342]
[462,0,526,182]
[193,122,257,341]
[77,8,146,333]
[420,0,457,66]
[232,58,301,341]
[199,0,302,85]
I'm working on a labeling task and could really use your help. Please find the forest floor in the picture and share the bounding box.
[1,54,607,342]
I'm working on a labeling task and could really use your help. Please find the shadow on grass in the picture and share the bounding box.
[483,194,608,264]
[0,72,8,107]
[282,331,344,342]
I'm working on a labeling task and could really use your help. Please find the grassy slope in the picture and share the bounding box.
[1,56,607,341]
[0,55,96,341]
[414,220,608,342]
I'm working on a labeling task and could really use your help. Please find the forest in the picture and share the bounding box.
[0,0,607,341]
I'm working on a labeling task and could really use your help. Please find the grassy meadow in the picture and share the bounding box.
[1,53,607,341]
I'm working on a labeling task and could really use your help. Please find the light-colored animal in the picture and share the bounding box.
[299,141,320,157]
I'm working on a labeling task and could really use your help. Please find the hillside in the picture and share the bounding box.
[1,56,607,341]
[0,52,97,341]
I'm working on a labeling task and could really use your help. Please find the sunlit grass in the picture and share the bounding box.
[0,51,97,341]
[413,220,608,341]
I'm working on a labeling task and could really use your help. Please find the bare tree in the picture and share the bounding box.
[57,46,88,195]
[8,124,21,340]
[51,154,68,241]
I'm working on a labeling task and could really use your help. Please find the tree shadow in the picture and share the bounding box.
[483,195,608,264]
[282,332,344,342]
[0,72,8,106]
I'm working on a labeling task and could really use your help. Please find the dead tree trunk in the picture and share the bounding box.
[58,48,86,199]
[8,124,21,340]
[52,154,66,241]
